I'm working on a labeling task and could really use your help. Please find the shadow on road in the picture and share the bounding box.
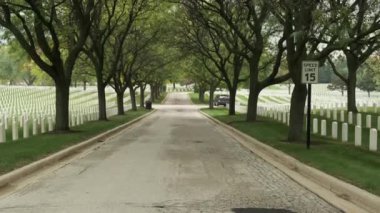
[232,208,295,213]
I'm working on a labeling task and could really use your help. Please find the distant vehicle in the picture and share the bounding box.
[214,94,230,107]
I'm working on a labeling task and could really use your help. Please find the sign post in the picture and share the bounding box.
[302,61,319,149]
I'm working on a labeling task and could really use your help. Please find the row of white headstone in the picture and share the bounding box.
[312,118,378,151]
[257,106,378,152]
[0,109,99,143]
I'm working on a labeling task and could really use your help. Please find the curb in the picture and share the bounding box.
[200,111,380,213]
[0,109,156,189]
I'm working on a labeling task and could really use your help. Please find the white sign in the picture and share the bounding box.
[302,61,319,84]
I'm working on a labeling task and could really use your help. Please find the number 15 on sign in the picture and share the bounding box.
[302,61,319,84]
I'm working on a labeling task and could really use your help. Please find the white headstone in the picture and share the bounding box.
[332,122,338,139]
[342,123,348,142]
[313,118,318,134]
[0,122,5,143]
[41,117,46,133]
[366,115,372,128]
[369,128,378,151]
[321,120,327,136]
[348,112,353,124]
[340,111,345,122]
[33,119,37,135]
[48,117,53,132]
[12,117,18,141]
[23,118,29,139]
[327,110,331,119]
[333,110,337,121]
[357,113,362,127]
[355,126,362,147]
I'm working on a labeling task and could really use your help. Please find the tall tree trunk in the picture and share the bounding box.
[246,62,261,121]
[229,88,237,115]
[246,88,260,122]
[129,85,137,111]
[150,84,155,102]
[55,80,70,131]
[346,53,359,113]
[199,87,205,103]
[116,92,124,115]
[97,82,107,120]
[140,85,145,108]
[347,65,358,113]
[83,80,87,91]
[287,83,307,142]
[368,91,370,97]
[209,85,215,109]
[173,82,175,89]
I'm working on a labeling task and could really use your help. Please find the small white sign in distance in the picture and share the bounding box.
[302,61,319,84]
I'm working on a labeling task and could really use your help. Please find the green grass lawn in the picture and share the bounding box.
[189,92,209,105]
[203,108,380,196]
[0,109,150,175]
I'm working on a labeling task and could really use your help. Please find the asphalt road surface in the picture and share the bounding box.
[0,93,340,213]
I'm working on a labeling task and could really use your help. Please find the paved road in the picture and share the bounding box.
[0,93,340,213]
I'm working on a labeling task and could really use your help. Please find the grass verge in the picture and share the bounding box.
[189,92,209,105]
[0,109,150,175]
[202,108,380,196]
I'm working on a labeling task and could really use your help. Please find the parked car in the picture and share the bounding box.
[214,94,230,107]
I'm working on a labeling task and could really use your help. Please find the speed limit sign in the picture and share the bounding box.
[302,61,319,84]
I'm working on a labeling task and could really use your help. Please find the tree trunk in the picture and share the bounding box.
[346,53,359,113]
[347,67,358,113]
[150,84,155,102]
[140,85,145,108]
[287,83,307,142]
[199,88,205,103]
[55,81,70,131]
[116,92,124,115]
[229,88,237,115]
[209,86,215,109]
[368,91,370,97]
[288,83,291,95]
[97,83,107,120]
[83,80,87,91]
[246,61,261,121]
[129,85,137,111]
[173,82,175,89]
[246,88,260,122]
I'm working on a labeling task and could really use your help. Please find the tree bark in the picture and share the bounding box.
[209,86,215,109]
[97,82,107,120]
[228,88,237,116]
[116,92,125,115]
[246,88,260,122]
[347,65,358,113]
[246,61,261,121]
[199,88,205,103]
[140,85,145,108]
[55,80,70,131]
[287,83,307,142]
[129,85,137,111]
[150,84,155,102]
[83,80,87,91]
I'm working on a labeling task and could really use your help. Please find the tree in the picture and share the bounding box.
[0,1,96,131]
[327,56,347,96]
[327,0,380,112]
[83,0,149,120]
[357,62,377,97]
[180,2,248,115]
[191,0,289,121]
[268,0,364,142]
